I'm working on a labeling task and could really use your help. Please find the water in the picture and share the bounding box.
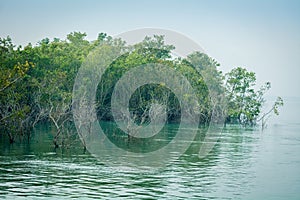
[0,98,300,199]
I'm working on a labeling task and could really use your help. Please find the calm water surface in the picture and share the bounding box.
[0,99,300,199]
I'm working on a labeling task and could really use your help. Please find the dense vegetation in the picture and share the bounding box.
[0,32,282,146]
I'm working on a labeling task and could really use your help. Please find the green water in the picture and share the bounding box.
[1,99,300,199]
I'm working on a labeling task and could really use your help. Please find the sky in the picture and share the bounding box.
[1,0,300,99]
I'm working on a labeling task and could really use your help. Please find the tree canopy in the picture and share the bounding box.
[0,32,282,145]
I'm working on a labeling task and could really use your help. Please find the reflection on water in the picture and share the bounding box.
[0,122,300,199]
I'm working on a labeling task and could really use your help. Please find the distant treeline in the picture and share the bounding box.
[0,32,282,145]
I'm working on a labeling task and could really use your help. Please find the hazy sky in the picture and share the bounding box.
[1,0,300,98]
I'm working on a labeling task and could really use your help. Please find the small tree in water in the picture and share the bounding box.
[225,67,283,127]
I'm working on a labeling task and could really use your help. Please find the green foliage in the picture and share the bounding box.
[273,97,284,115]
[0,32,282,145]
[224,67,279,125]
[0,37,35,142]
